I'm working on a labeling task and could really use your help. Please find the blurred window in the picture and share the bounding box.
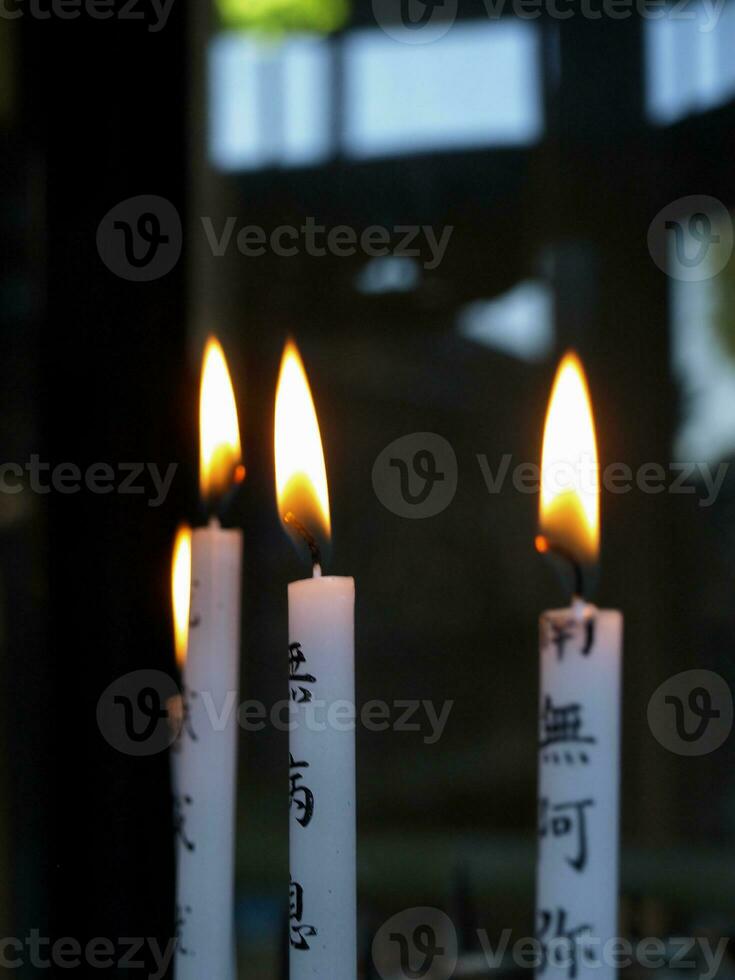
[646,0,735,124]
[209,20,543,172]
[343,21,543,159]
[670,212,735,463]
[355,256,422,295]
[209,32,333,171]
[457,280,555,363]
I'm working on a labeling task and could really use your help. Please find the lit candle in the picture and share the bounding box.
[175,337,244,980]
[535,352,623,980]
[274,341,357,980]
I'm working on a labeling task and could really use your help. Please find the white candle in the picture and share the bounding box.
[175,338,244,980]
[275,341,358,980]
[176,522,242,980]
[537,605,622,980]
[289,574,356,979]
[535,353,623,980]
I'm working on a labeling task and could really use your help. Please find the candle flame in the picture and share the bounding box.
[171,524,192,669]
[539,351,600,565]
[274,341,331,553]
[199,336,243,506]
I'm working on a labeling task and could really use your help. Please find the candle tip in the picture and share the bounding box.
[284,511,323,572]
[571,595,587,623]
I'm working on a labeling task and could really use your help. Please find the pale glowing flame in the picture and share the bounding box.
[274,341,331,542]
[171,524,192,669]
[199,336,243,504]
[539,351,600,565]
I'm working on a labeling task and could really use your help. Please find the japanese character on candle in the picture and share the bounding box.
[542,617,596,660]
[289,754,315,828]
[290,878,318,952]
[539,797,594,872]
[537,907,594,980]
[174,793,195,852]
[179,689,198,744]
[289,642,317,704]
[175,903,194,958]
[540,696,596,764]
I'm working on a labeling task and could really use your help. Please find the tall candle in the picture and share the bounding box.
[275,341,357,980]
[535,353,623,980]
[175,337,244,980]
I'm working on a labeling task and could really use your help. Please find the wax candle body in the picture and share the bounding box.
[536,606,623,980]
[175,524,242,980]
[288,575,356,980]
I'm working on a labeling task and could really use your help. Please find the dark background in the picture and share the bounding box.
[2,1,735,976]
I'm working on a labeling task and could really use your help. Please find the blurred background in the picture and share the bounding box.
[3,0,735,976]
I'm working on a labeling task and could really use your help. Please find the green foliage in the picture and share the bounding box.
[216,0,350,34]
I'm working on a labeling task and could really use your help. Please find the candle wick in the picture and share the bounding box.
[571,563,585,603]
[284,512,323,572]
[537,537,586,604]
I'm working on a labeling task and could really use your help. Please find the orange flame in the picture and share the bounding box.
[539,352,600,565]
[274,341,331,544]
[199,336,242,505]
[171,524,192,669]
